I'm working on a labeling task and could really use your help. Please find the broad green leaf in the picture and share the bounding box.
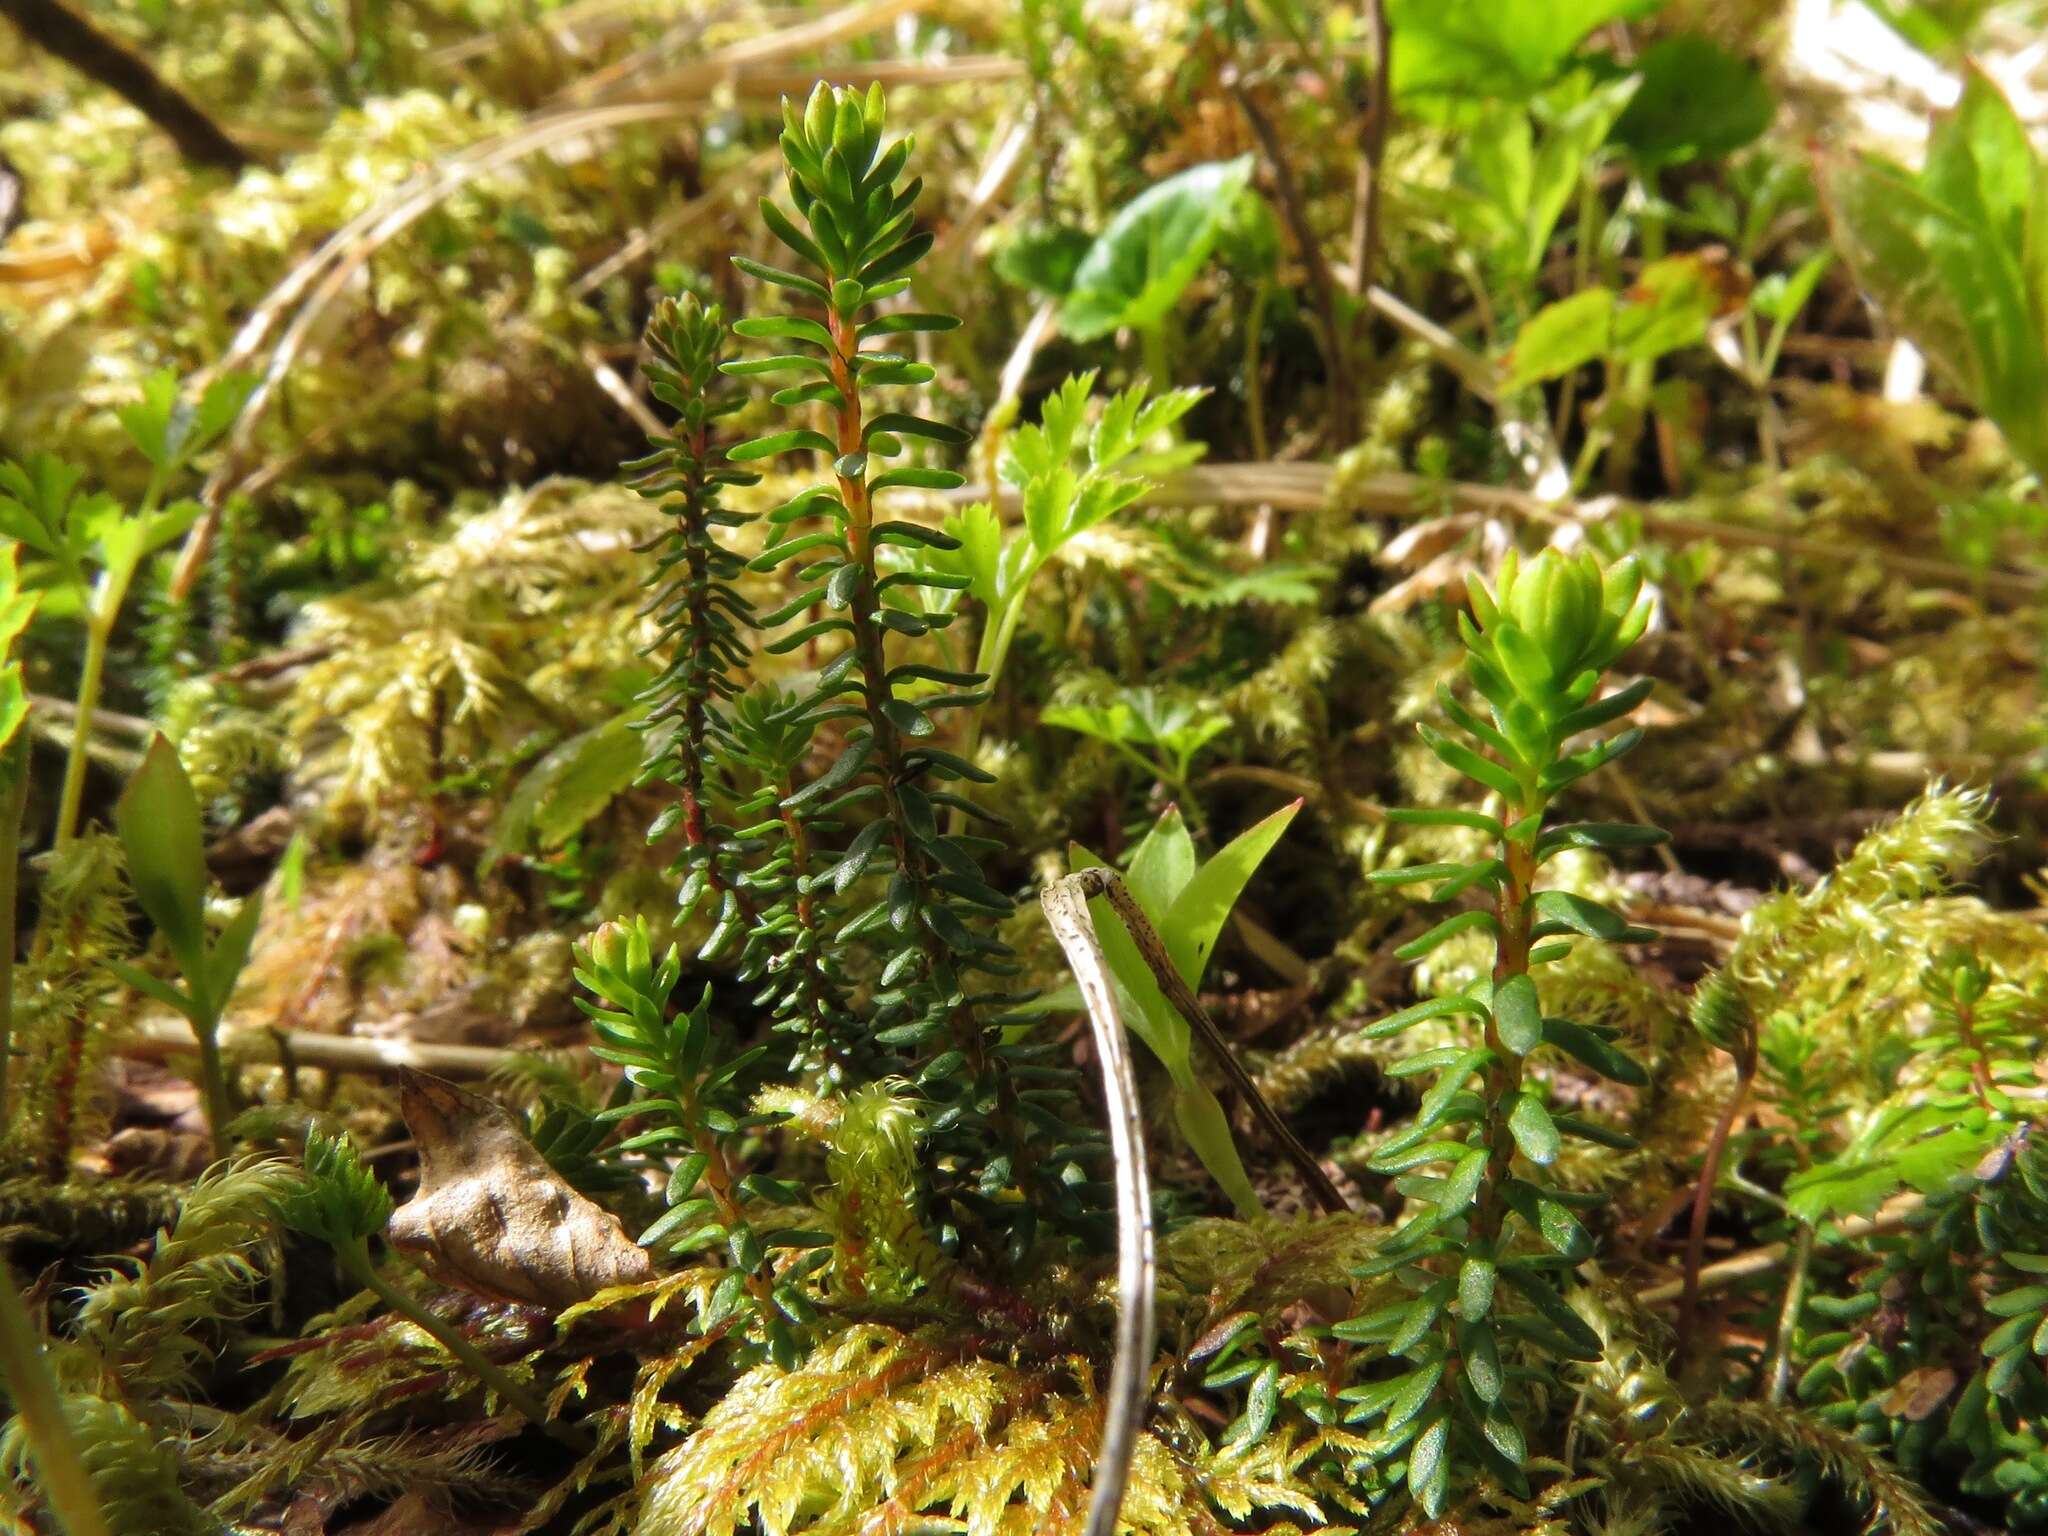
[1608,34,1774,167]
[1043,688,1231,773]
[1522,76,1640,277]
[1612,253,1725,362]
[1923,66,2036,248]
[1785,1123,1993,1222]
[1507,253,1725,388]
[107,958,197,1021]
[1862,0,1990,54]
[116,369,182,470]
[0,546,38,659]
[1161,798,1301,987]
[0,673,24,756]
[116,735,211,993]
[204,890,264,1011]
[1816,67,2048,476]
[0,453,87,568]
[995,223,1092,296]
[1059,157,1256,342]
[1390,0,1663,110]
[487,714,643,867]
[1507,287,1614,387]
[1750,249,1834,327]
[191,372,256,455]
[142,498,203,559]
[1454,75,1639,286]
[935,501,1004,606]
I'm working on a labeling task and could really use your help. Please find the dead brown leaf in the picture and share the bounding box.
[1878,1364,1957,1422]
[386,1070,652,1308]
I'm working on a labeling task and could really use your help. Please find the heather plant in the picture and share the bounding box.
[715,81,1103,1257]
[1341,549,1659,1516]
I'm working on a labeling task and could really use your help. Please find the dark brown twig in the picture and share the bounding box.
[0,0,253,171]
[1227,78,1359,449]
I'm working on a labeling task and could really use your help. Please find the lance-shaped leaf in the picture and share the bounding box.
[116,735,211,995]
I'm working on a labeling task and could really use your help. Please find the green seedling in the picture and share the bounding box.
[109,735,262,1159]
[1061,800,1301,1217]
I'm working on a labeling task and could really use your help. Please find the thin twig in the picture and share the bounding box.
[27,694,152,739]
[1636,1193,1923,1305]
[1058,867,1351,1215]
[1228,78,1358,447]
[121,1016,514,1078]
[213,643,335,683]
[582,343,663,435]
[939,463,2046,603]
[1766,1224,1816,1403]
[1346,0,1392,301]
[1040,874,1156,1536]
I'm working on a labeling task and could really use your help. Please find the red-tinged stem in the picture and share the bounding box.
[819,301,1031,1195]
[1679,1044,1756,1356]
[674,412,755,935]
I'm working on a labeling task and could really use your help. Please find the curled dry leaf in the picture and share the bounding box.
[387,1069,653,1308]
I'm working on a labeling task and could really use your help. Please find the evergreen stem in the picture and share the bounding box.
[683,1086,780,1312]
[823,299,1032,1196]
[825,306,992,1089]
[1473,817,1536,1250]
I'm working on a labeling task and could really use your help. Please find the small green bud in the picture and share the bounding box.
[1689,972,1753,1055]
[281,1126,394,1249]
[1467,549,1654,712]
[586,918,633,977]
[802,81,834,152]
